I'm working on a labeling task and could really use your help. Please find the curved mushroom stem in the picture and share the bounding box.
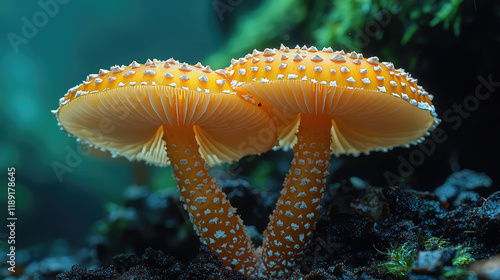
[260,113,332,278]
[163,124,258,277]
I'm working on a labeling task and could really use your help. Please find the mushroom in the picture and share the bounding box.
[226,45,439,278]
[52,59,277,277]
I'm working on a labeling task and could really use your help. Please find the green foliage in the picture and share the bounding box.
[313,0,374,50]
[314,0,467,49]
[429,0,464,35]
[424,236,450,249]
[452,246,474,267]
[377,242,417,278]
[206,0,308,68]
[249,160,275,189]
[207,0,469,67]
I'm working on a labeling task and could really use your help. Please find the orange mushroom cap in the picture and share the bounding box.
[226,45,440,156]
[53,59,276,166]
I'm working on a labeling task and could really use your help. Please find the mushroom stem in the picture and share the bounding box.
[260,113,332,278]
[163,124,258,277]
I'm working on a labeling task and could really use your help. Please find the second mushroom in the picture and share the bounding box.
[226,45,439,278]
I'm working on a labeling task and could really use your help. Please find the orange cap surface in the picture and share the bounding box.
[53,59,276,166]
[226,45,439,156]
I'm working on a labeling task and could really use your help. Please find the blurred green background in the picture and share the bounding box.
[1,0,499,253]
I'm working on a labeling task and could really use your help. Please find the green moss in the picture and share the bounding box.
[377,238,475,279]
[424,236,449,249]
[377,242,417,278]
[444,246,475,279]
[452,246,474,267]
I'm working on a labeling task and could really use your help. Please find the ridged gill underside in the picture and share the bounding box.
[58,86,275,166]
[243,81,434,156]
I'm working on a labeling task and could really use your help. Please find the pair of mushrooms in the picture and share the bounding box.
[53,45,438,279]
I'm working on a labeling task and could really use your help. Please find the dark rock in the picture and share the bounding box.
[475,192,500,220]
[454,191,482,207]
[445,191,500,258]
[434,169,492,202]
[411,250,455,274]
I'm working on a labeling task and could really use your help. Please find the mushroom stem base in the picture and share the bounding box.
[260,113,333,278]
[163,125,258,277]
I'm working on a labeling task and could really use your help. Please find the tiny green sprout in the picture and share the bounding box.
[443,245,475,280]
[424,236,449,250]
[452,246,475,267]
[376,242,417,278]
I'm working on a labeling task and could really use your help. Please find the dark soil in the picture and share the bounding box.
[6,170,500,280]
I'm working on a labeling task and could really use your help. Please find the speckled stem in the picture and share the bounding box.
[163,125,258,277]
[260,114,332,278]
